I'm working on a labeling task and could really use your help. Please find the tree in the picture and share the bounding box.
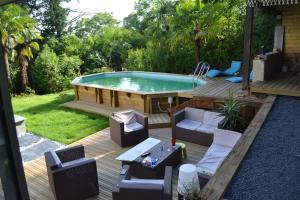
[32,45,60,94]
[25,0,70,39]
[0,4,42,90]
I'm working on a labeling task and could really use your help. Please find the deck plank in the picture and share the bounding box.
[251,73,300,97]
[24,128,207,200]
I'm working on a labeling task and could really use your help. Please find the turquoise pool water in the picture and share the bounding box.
[74,72,205,93]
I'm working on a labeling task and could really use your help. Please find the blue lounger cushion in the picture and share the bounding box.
[207,69,222,78]
[226,77,243,83]
[226,71,253,83]
[222,61,242,76]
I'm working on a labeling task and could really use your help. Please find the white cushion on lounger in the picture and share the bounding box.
[124,122,144,133]
[185,107,204,122]
[176,119,202,131]
[196,129,241,176]
[196,144,232,176]
[214,129,241,148]
[115,110,136,125]
[203,111,224,127]
[196,124,216,134]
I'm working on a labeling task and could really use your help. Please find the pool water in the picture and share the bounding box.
[76,72,204,93]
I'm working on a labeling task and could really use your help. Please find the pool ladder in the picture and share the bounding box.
[193,61,210,87]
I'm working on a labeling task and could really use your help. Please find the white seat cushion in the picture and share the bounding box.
[122,179,164,185]
[213,129,241,148]
[203,111,224,127]
[176,119,202,131]
[114,110,136,125]
[196,124,216,134]
[185,107,204,122]
[196,144,232,176]
[124,122,144,133]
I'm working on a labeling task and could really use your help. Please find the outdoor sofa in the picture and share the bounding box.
[172,107,225,146]
[44,145,99,200]
[112,165,173,200]
[197,128,241,178]
[110,110,149,147]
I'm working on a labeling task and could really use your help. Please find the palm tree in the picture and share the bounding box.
[0,4,42,91]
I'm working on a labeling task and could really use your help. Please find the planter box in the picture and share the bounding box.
[14,115,26,137]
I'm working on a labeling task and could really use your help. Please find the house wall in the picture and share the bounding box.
[282,6,300,66]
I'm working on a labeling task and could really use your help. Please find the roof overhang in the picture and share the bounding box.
[247,0,300,7]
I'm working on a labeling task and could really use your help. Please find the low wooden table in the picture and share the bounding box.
[122,141,182,179]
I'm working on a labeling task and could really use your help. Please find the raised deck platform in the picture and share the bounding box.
[62,101,171,129]
[24,128,208,200]
[250,72,300,97]
[179,77,243,98]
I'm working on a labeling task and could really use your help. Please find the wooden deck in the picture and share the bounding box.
[62,101,171,128]
[24,128,208,200]
[179,77,243,98]
[250,72,300,97]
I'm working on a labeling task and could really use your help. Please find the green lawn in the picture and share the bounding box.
[12,90,109,144]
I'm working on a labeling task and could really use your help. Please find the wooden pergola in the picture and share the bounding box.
[242,0,300,90]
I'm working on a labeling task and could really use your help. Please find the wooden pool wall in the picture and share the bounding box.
[74,85,187,113]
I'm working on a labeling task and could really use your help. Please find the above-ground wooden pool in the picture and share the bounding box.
[72,71,205,113]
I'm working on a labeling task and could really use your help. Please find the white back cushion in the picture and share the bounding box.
[185,107,204,122]
[213,129,241,148]
[114,110,136,125]
[203,111,225,127]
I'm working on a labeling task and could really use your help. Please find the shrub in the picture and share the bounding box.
[124,48,152,71]
[219,90,247,132]
[58,54,83,89]
[31,45,60,94]
[84,67,113,75]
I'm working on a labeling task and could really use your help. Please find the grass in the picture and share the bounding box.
[12,90,109,144]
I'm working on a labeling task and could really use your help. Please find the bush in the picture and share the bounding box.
[31,45,61,94]
[124,48,152,71]
[58,54,83,89]
[84,67,113,75]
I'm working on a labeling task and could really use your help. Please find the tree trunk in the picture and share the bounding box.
[3,43,12,87]
[194,24,201,64]
[18,54,29,92]
[194,36,201,64]
[194,0,201,64]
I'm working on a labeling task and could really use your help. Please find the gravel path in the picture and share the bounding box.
[225,96,300,200]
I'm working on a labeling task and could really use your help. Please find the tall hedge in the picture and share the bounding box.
[31,45,60,94]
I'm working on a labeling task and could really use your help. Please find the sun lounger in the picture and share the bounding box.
[207,61,242,78]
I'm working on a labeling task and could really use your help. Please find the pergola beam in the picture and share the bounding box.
[242,6,254,90]
[247,0,300,7]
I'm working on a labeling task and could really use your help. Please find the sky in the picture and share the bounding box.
[63,0,137,22]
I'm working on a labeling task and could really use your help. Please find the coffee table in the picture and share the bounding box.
[122,141,182,179]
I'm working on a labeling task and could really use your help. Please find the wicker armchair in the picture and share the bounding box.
[110,110,149,147]
[112,165,173,200]
[44,145,99,200]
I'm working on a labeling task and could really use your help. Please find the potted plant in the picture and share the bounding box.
[218,90,247,132]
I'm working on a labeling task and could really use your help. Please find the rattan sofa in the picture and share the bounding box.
[112,165,173,200]
[44,145,99,200]
[172,107,225,146]
[110,110,149,147]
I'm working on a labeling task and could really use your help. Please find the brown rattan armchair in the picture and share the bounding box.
[112,165,173,200]
[44,145,99,200]
[110,110,149,147]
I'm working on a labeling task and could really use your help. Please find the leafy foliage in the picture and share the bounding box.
[219,91,246,132]
[58,54,83,89]
[31,45,60,94]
